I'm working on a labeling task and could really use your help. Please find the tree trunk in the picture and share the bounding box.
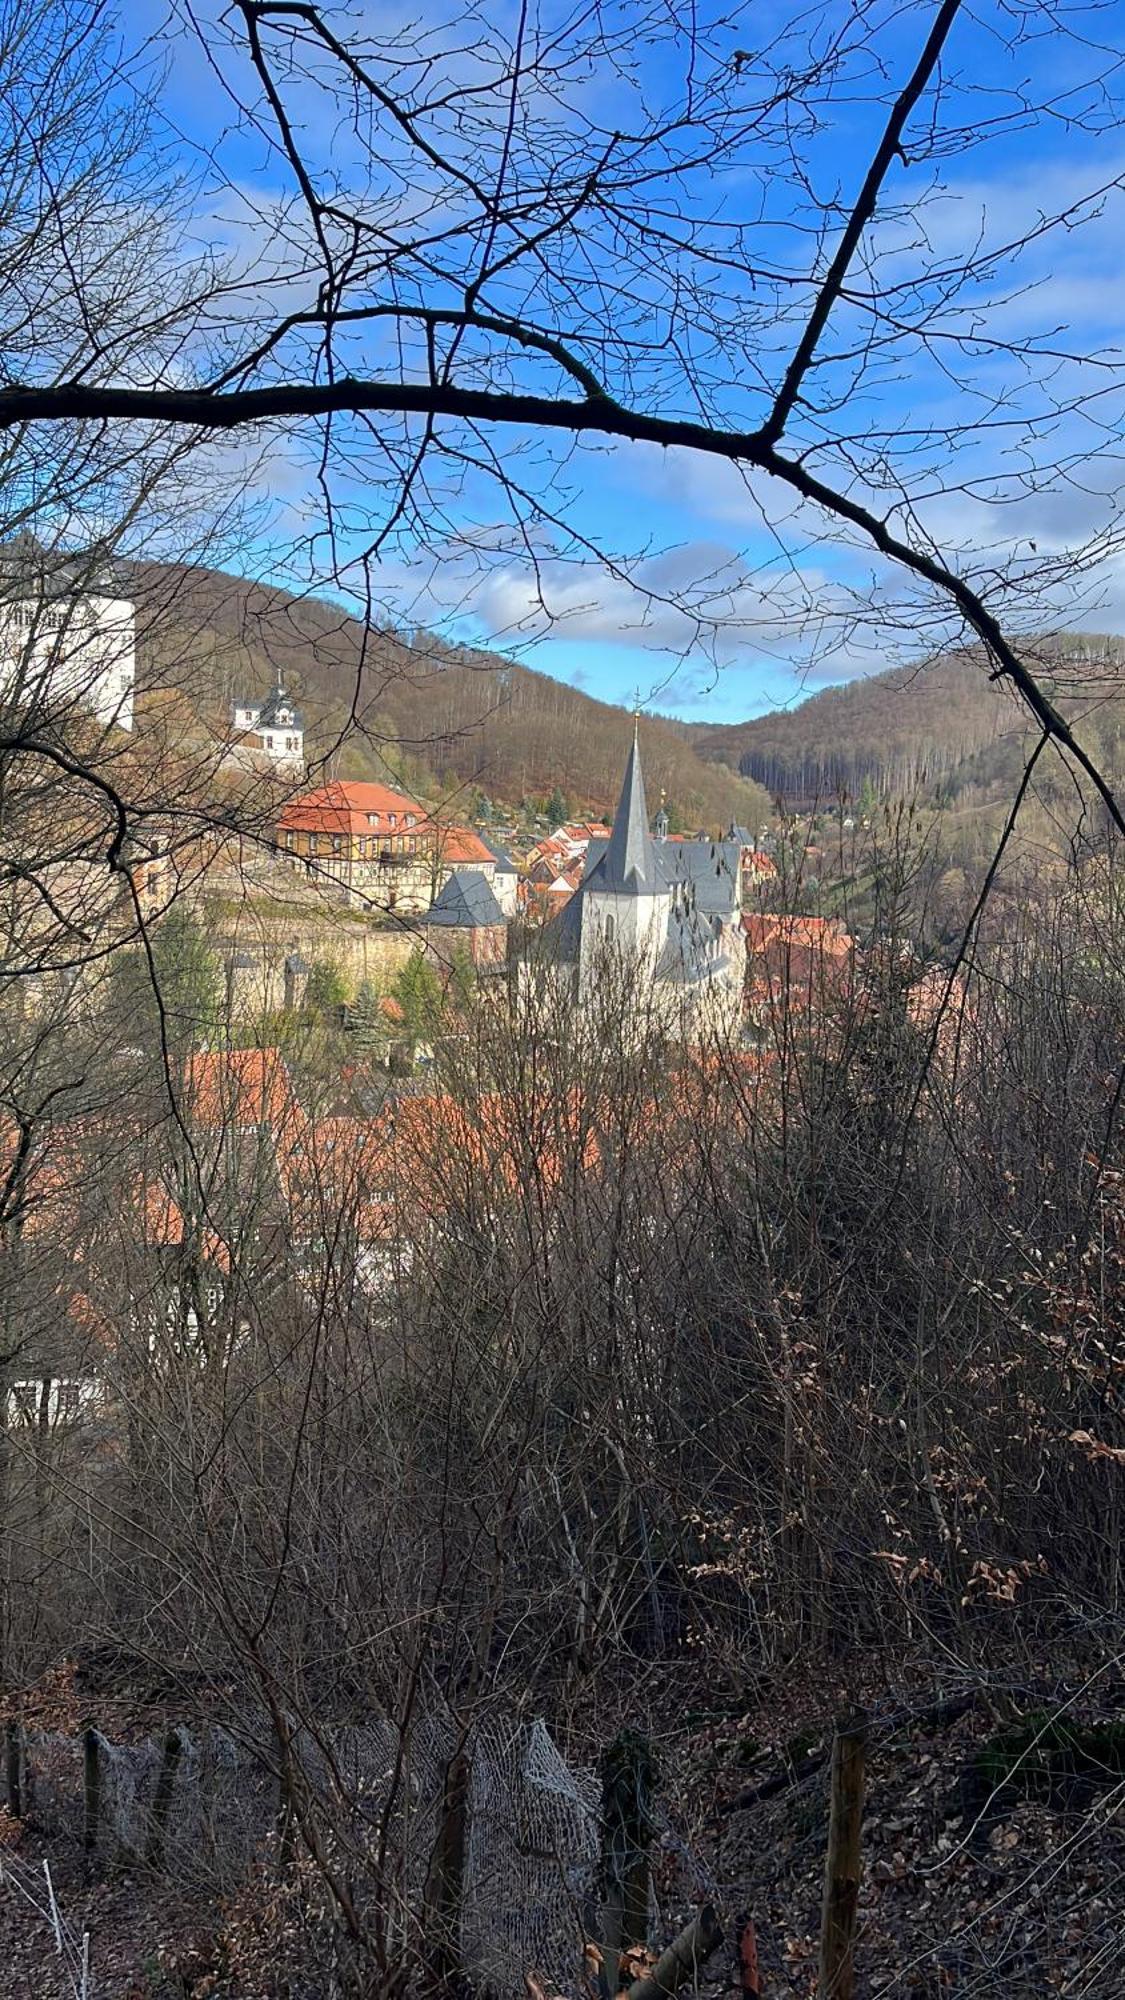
[818,1712,867,2000]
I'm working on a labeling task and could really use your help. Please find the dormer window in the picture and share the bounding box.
[367,812,379,827]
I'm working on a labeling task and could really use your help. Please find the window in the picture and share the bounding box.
[285,830,296,850]
[388,812,397,827]
[604,913,616,944]
[357,837,366,858]
[368,812,379,827]
[406,813,416,828]
[57,1381,80,1422]
[309,833,319,856]
[331,834,342,855]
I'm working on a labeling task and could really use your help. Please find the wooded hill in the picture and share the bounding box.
[688,637,1125,814]
[133,563,771,830]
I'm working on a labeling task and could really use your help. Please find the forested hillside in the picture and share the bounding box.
[690,637,1125,809]
[134,563,770,828]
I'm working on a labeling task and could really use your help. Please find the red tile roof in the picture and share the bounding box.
[183,1048,297,1129]
[278,780,426,836]
[439,827,493,866]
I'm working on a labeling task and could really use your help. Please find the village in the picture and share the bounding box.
[0,551,876,1458]
[4,0,1125,1986]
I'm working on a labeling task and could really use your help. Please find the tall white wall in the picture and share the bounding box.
[0,591,135,731]
[578,888,667,999]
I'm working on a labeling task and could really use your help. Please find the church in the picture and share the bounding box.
[538,727,745,1040]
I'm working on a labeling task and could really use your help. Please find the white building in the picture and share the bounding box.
[231,676,304,768]
[537,727,745,1041]
[0,537,135,730]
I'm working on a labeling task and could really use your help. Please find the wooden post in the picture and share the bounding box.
[4,1718,21,1817]
[146,1728,182,1870]
[736,1915,761,1999]
[83,1725,101,1870]
[423,1746,471,1990]
[601,1729,658,1993]
[624,1904,723,2000]
[818,1711,867,2000]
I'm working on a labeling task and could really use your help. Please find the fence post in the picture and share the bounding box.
[624,1904,723,2000]
[423,1745,470,1990]
[818,1711,867,2000]
[736,1915,761,1999]
[83,1725,101,1872]
[601,1729,658,1993]
[42,1857,62,1953]
[146,1728,182,1870]
[4,1718,21,1817]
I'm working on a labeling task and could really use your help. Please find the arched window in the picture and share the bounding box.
[604,912,616,945]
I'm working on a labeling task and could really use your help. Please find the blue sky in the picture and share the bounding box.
[150,0,1125,725]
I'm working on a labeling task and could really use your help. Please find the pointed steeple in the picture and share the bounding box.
[600,718,659,893]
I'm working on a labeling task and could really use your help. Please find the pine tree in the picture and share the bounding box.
[348,978,385,1050]
[392,951,444,1053]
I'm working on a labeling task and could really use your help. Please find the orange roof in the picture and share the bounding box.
[278,780,426,837]
[183,1048,297,1129]
[743,913,853,956]
[440,827,493,866]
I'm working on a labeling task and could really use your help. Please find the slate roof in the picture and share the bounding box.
[255,680,303,730]
[656,903,732,985]
[478,833,517,871]
[0,532,131,599]
[422,868,505,928]
[589,729,659,894]
[583,834,740,915]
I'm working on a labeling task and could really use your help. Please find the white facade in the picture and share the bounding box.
[546,729,746,1044]
[0,587,135,730]
[578,884,667,999]
[230,682,304,768]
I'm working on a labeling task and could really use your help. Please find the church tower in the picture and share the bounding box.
[578,724,669,997]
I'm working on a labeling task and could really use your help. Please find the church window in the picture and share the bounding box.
[604,913,616,944]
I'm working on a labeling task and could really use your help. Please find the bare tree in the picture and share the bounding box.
[0,1,1119,834]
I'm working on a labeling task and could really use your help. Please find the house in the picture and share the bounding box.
[0,534,135,730]
[419,868,508,971]
[277,779,435,909]
[230,675,304,767]
[276,781,506,914]
[477,834,520,917]
[743,913,855,1033]
[534,728,744,1041]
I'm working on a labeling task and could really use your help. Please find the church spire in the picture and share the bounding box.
[600,720,658,893]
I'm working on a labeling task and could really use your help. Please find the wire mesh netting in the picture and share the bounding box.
[12,1711,603,1996]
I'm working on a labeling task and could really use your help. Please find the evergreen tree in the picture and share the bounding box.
[348,978,385,1050]
[306,957,348,1014]
[447,944,477,1016]
[545,786,571,828]
[392,951,444,1053]
[110,904,222,1050]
